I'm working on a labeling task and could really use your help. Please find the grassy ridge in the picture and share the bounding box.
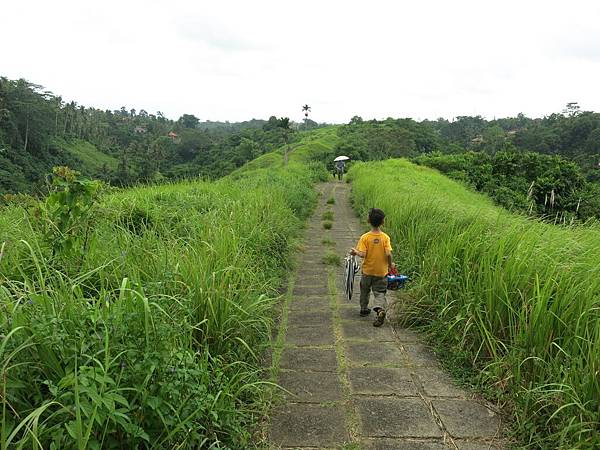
[348,159,600,448]
[53,137,119,171]
[231,126,340,178]
[0,159,317,448]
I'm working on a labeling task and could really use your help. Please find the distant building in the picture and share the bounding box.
[134,126,147,134]
[168,131,178,139]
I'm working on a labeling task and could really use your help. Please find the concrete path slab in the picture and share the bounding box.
[454,441,503,450]
[432,400,502,438]
[341,320,395,342]
[287,310,333,327]
[338,304,370,320]
[345,342,408,367]
[402,343,441,368]
[277,370,343,402]
[288,295,331,311]
[293,285,330,296]
[293,273,330,284]
[279,347,337,372]
[348,367,417,396]
[285,324,335,346]
[413,368,468,398]
[362,438,448,449]
[356,397,443,438]
[269,403,349,447]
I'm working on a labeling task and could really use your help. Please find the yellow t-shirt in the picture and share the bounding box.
[356,230,392,277]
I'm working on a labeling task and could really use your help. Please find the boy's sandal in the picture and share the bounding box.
[359,308,371,316]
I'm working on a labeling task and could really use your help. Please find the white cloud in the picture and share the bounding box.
[1,0,599,122]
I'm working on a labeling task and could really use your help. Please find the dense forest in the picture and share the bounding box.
[0,77,304,194]
[334,112,600,221]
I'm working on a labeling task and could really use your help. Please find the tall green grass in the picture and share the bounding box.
[0,162,317,448]
[348,159,600,448]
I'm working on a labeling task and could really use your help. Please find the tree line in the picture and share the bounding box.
[0,77,298,194]
[334,111,600,221]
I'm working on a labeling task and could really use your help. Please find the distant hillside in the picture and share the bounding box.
[0,76,316,194]
[52,137,118,172]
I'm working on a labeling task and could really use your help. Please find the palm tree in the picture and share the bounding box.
[302,104,311,130]
[302,104,311,118]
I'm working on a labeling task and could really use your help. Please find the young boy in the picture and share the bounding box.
[350,208,395,327]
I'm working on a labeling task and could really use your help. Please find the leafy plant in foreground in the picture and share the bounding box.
[38,166,100,260]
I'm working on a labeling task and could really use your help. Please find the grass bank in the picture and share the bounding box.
[348,159,599,448]
[0,158,318,448]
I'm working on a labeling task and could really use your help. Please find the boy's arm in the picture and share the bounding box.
[350,236,366,258]
[350,247,365,258]
[385,236,395,271]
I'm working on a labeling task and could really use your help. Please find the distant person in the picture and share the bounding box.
[335,160,345,180]
[350,208,395,327]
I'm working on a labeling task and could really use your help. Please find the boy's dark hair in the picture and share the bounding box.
[368,208,385,227]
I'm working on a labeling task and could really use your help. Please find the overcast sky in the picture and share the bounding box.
[2,0,600,123]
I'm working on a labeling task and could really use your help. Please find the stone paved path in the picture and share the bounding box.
[269,182,504,449]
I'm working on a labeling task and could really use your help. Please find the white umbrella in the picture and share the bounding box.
[334,155,350,162]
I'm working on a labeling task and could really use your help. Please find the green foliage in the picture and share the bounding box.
[177,113,200,129]
[39,166,101,259]
[413,150,598,220]
[322,220,333,229]
[333,117,438,166]
[326,197,335,205]
[350,159,600,448]
[0,157,318,448]
[322,211,334,221]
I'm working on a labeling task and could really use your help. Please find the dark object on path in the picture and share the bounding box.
[344,254,360,301]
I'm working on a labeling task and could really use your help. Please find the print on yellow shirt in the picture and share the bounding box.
[355,231,392,277]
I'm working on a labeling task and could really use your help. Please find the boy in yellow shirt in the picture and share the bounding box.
[350,208,395,327]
